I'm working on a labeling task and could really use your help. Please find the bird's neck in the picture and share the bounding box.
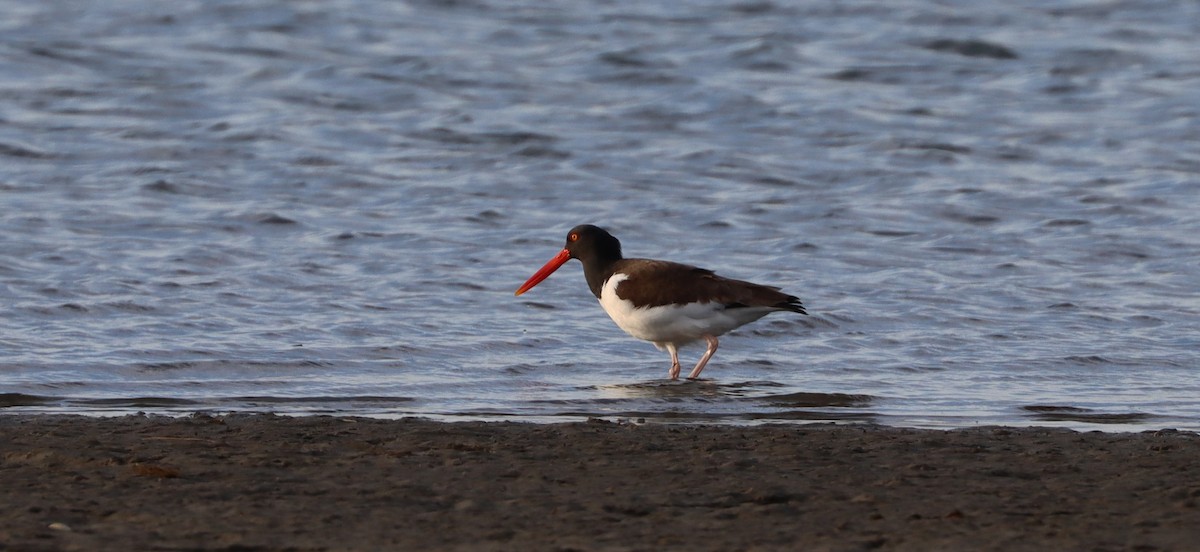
[581,254,621,300]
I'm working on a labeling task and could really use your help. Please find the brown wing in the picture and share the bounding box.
[611,259,806,314]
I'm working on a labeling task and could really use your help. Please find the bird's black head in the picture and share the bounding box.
[564,224,622,264]
[514,224,625,298]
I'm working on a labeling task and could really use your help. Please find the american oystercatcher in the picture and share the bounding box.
[515,224,807,380]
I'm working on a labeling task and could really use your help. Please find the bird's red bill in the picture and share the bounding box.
[515,248,571,296]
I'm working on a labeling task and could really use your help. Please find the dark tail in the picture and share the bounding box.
[777,295,807,315]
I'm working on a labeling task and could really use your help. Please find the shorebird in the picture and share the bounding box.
[515,224,807,379]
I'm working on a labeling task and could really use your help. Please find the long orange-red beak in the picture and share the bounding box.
[515,248,571,296]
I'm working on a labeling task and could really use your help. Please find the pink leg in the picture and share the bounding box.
[665,343,681,380]
[686,335,719,379]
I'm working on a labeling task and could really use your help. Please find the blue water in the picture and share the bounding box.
[2,0,1199,431]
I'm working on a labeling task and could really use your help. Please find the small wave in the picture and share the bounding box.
[0,393,60,408]
[760,392,874,409]
[921,39,1018,59]
[231,396,414,404]
[72,397,201,407]
[1022,405,1156,424]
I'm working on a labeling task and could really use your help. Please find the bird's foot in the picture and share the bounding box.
[668,362,681,380]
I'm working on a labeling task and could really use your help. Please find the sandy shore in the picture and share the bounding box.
[1,414,1198,551]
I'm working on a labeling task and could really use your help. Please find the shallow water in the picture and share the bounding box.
[2,0,1199,431]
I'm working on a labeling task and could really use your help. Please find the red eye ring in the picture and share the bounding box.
[568,233,579,242]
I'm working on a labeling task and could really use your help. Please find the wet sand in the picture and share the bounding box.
[2,414,1198,551]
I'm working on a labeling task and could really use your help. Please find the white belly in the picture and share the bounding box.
[597,273,773,348]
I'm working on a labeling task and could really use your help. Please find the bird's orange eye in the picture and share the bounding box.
[568,233,579,242]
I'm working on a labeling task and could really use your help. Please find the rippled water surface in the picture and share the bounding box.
[2,0,1199,431]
